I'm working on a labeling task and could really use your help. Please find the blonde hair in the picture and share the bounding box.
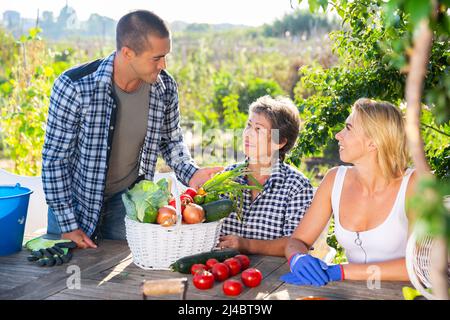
[352,98,409,181]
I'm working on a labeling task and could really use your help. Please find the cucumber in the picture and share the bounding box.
[170,249,240,273]
[201,199,235,222]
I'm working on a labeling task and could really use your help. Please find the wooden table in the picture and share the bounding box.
[0,240,411,300]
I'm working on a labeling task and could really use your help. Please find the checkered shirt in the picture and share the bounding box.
[220,159,314,240]
[42,52,198,236]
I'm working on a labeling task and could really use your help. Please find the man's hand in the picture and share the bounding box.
[218,235,249,253]
[62,229,97,249]
[188,166,224,189]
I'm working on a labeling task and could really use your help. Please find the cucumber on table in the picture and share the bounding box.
[170,249,240,273]
[201,199,235,222]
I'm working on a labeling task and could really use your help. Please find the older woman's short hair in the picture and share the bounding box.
[249,95,300,161]
[352,98,409,180]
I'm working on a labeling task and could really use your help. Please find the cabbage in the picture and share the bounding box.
[122,178,171,223]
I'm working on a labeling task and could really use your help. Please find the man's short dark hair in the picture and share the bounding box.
[116,10,170,54]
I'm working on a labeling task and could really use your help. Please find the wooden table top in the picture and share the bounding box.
[0,240,411,300]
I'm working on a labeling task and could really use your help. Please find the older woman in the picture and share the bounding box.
[282,98,417,286]
[218,95,314,256]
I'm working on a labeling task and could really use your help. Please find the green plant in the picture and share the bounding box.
[290,0,449,182]
[0,28,51,176]
[299,0,449,298]
[237,77,285,113]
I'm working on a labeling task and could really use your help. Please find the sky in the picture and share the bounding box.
[0,0,309,26]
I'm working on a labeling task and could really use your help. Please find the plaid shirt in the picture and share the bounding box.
[220,159,314,240]
[42,52,198,236]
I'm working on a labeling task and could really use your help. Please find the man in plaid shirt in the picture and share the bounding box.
[42,10,221,249]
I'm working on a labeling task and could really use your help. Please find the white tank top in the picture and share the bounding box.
[332,166,414,264]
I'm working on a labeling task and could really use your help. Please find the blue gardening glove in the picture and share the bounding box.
[325,264,344,282]
[279,272,311,286]
[280,265,344,286]
[288,253,329,286]
[281,253,344,287]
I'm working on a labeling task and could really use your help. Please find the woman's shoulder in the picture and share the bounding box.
[405,168,418,199]
[323,166,342,181]
[312,166,345,191]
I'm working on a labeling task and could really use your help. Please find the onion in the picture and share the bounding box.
[157,205,177,227]
[182,203,205,224]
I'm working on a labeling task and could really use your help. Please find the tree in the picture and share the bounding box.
[262,9,338,38]
[294,0,449,299]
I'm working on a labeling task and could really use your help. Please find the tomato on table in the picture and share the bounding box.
[192,271,215,290]
[223,257,241,276]
[241,268,262,287]
[211,262,230,282]
[205,258,219,269]
[234,254,250,270]
[223,280,243,296]
[190,263,208,275]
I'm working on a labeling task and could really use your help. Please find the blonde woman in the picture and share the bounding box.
[282,98,417,286]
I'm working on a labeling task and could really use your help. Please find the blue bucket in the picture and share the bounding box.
[0,184,33,256]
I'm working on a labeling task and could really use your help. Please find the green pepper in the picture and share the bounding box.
[204,192,219,204]
[193,195,205,204]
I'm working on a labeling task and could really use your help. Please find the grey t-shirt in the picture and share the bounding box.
[104,81,150,197]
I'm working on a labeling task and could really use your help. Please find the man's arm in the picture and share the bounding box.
[42,74,81,234]
[159,84,199,186]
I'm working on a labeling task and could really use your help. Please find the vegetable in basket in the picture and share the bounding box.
[122,178,171,223]
[198,163,263,221]
[157,205,177,227]
[182,203,205,224]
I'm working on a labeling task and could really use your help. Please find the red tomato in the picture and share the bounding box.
[241,268,262,288]
[168,198,186,213]
[192,271,214,290]
[222,280,243,296]
[211,262,230,282]
[206,258,219,269]
[234,254,250,270]
[190,263,208,275]
[180,194,193,205]
[184,188,197,199]
[224,258,241,276]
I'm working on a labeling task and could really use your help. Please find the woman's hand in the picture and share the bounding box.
[218,235,249,253]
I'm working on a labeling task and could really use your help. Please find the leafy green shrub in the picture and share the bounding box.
[237,77,285,113]
[290,0,450,182]
[0,28,74,176]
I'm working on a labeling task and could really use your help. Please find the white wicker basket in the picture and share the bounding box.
[405,196,450,300]
[124,172,223,270]
[405,231,450,300]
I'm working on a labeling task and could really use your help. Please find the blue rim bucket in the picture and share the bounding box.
[0,183,33,256]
